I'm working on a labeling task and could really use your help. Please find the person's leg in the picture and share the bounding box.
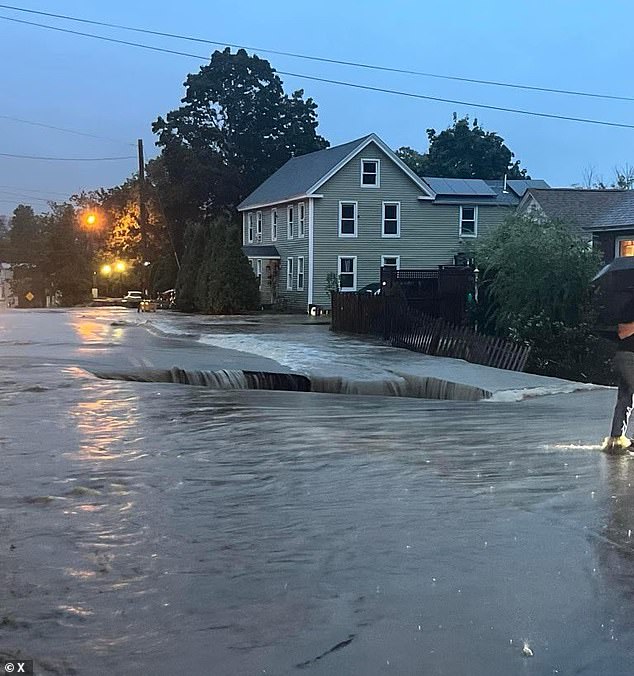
[609,351,634,441]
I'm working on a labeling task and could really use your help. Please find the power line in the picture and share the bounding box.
[3,14,634,131]
[0,114,134,145]
[1,3,633,104]
[0,184,70,197]
[0,190,52,203]
[0,151,135,161]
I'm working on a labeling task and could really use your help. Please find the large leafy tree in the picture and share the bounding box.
[397,114,528,179]
[152,48,329,255]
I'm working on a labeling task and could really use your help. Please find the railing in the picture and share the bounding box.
[331,291,531,372]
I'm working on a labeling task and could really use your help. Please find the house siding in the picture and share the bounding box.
[594,230,634,263]
[311,141,508,307]
[243,202,309,311]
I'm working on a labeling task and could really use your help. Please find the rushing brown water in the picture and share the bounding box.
[1,309,634,675]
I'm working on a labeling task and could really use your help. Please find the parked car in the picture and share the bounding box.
[356,282,382,295]
[122,290,143,308]
[157,289,176,310]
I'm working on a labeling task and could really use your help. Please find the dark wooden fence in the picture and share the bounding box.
[380,266,475,324]
[331,291,531,372]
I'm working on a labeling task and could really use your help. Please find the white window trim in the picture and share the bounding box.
[298,202,306,238]
[247,213,254,244]
[271,208,277,242]
[287,204,294,239]
[382,201,401,238]
[360,158,380,188]
[381,255,401,269]
[459,205,478,238]
[256,211,262,242]
[297,256,305,291]
[338,255,357,292]
[615,236,634,258]
[338,200,358,238]
[286,257,294,290]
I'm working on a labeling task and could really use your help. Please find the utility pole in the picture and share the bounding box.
[137,138,149,297]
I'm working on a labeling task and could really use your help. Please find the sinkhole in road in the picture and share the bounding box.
[91,366,491,401]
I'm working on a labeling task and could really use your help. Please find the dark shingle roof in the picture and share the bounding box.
[526,188,634,231]
[238,136,372,210]
[242,245,280,258]
[506,179,550,198]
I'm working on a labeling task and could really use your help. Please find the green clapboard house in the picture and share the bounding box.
[238,133,547,312]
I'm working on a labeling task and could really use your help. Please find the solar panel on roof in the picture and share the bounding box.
[423,177,494,196]
[506,180,550,198]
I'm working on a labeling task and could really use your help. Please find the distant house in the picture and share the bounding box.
[0,262,15,308]
[517,188,634,262]
[238,133,548,311]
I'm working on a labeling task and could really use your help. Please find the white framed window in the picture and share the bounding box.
[247,213,254,243]
[616,237,634,257]
[382,201,400,237]
[361,159,380,187]
[339,201,358,237]
[460,206,478,237]
[298,202,306,238]
[381,255,400,269]
[286,257,294,290]
[287,205,294,239]
[297,256,305,290]
[255,259,262,290]
[338,255,357,291]
[256,211,262,242]
[271,208,277,241]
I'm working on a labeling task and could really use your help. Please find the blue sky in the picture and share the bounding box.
[1,0,633,217]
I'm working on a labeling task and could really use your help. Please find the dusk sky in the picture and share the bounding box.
[1,0,633,217]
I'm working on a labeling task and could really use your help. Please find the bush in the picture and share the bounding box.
[473,215,608,382]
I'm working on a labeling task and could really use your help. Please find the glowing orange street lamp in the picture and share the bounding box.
[114,261,125,273]
[101,264,112,276]
[81,210,100,231]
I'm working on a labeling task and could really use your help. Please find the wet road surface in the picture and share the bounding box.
[1,309,633,675]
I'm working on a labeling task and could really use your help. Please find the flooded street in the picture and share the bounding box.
[1,309,634,674]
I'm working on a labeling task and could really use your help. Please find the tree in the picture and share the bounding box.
[578,163,634,190]
[175,215,259,314]
[396,114,528,179]
[175,222,206,312]
[152,48,329,255]
[473,214,611,382]
[5,205,43,263]
[201,220,260,314]
[41,203,92,305]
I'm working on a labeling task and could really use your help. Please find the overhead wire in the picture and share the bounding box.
[0,152,135,161]
[1,14,634,131]
[0,184,71,197]
[1,3,633,103]
[0,114,135,145]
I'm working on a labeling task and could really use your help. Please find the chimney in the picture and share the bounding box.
[503,173,508,193]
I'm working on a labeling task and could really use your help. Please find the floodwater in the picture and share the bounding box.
[1,308,634,675]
